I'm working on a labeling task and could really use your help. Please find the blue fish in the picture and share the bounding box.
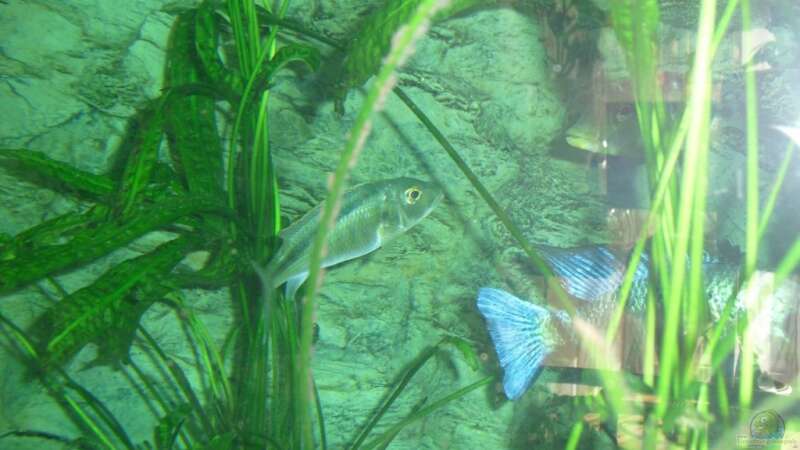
[477,245,741,400]
[476,287,567,400]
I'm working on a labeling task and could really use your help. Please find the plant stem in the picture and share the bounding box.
[297,1,451,447]
[739,0,759,412]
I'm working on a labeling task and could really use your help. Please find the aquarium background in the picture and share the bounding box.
[0,0,798,449]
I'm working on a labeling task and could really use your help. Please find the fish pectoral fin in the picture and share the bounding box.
[252,261,272,289]
[476,288,554,400]
[284,273,307,301]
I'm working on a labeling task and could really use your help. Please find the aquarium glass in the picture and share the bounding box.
[1,0,799,449]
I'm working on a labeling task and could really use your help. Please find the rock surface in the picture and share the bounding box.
[3,0,797,449]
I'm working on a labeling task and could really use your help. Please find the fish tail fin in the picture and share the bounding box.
[476,287,555,400]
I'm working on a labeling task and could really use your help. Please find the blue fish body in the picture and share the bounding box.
[477,245,742,400]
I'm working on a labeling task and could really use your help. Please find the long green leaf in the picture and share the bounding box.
[258,43,320,83]
[165,10,225,201]
[348,345,438,450]
[0,207,106,262]
[361,376,493,450]
[195,0,244,99]
[300,0,450,446]
[739,0,760,411]
[334,0,495,101]
[0,197,220,294]
[0,149,113,200]
[114,101,166,218]
[29,235,198,367]
[153,404,191,450]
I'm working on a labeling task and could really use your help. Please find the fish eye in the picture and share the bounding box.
[405,187,422,204]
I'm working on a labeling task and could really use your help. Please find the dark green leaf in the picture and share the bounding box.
[154,404,191,450]
[0,207,106,262]
[171,241,239,289]
[165,10,225,202]
[0,197,222,294]
[334,0,494,99]
[201,433,235,450]
[195,0,244,99]
[257,43,320,87]
[609,0,660,78]
[29,235,199,367]
[0,149,113,200]
[240,43,321,119]
[442,336,480,371]
[114,101,166,218]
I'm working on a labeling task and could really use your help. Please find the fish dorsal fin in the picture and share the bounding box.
[536,245,649,301]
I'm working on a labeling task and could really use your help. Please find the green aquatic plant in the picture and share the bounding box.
[0,0,493,449]
[552,0,800,449]
[332,0,496,104]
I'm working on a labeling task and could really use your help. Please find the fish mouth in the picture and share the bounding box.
[430,189,445,212]
[433,190,445,205]
[420,189,444,221]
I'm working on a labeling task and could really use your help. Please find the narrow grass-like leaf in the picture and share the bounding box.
[0,197,220,294]
[348,345,438,450]
[314,379,328,450]
[29,235,198,367]
[60,374,137,450]
[442,335,480,371]
[739,0,759,411]
[654,0,716,422]
[0,430,103,450]
[260,43,319,79]
[173,299,234,421]
[393,88,570,310]
[0,317,138,450]
[301,1,450,446]
[348,336,479,449]
[0,149,113,200]
[154,404,191,450]
[253,13,569,310]
[360,376,493,450]
[255,8,342,48]
[135,331,205,444]
[774,238,800,286]
[374,397,426,450]
[139,329,215,442]
[565,420,585,450]
[757,141,795,242]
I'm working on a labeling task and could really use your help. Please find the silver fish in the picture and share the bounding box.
[261,177,443,299]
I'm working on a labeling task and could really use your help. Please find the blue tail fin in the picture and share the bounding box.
[535,245,649,301]
[476,288,554,400]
